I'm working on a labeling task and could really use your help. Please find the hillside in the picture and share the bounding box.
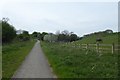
[75,32,119,44]
[40,32,119,78]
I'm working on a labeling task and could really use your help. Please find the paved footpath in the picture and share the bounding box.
[12,40,56,78]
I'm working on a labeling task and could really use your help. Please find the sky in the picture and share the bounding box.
[0,0,119,36]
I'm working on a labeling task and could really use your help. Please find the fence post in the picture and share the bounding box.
[86,44,89,49]
[81,44,82,48]
[96,43,99,53]
[112,43,114,54]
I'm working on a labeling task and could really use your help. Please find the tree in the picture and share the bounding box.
[22,31,30,41]
[37,32,42,40]
[41,32,48,41]
[61,30,69,35]
[23,31,29,35]
[105,29,113,33]
[17,30,30,41]
[44,33,58,42]
[57,30,79,42]
[57,30,70,42]
[55,30,60,35]
[70,34,78,42]
[58,34,66,42]
[32,31,38,38]
[2,20,16,43]
[44,34,50,42]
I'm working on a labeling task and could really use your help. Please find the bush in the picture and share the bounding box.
[17,31,30,41]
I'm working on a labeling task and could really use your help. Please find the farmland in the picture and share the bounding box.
[41,33,119,78]
[74,32,119,44]
[41,42,118,78]
[2,40,35,78]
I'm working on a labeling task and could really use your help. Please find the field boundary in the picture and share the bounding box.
[65,43,120,53]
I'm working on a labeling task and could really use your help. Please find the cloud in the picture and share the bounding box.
[1,2,118,36]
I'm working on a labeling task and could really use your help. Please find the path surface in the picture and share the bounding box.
[12,40,55,78]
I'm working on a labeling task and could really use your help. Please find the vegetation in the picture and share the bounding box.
[2,19,16,43]
[2,40,35,78]
[31,31,48,40]
[41,41,118,78]
[75,32,119,44]
[40,32,48,40]
[44,33,58,42]
[1,17,119,79]
[17,30,30,41]
[1,18,36,78]
[32,31,38,38]
[30,30,79,42]
[41,32,119,78]
[43,30,79,42]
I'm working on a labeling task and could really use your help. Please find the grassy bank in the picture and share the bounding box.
[2,40,36,78]
[75,33,119,44]
[41,42,118,78]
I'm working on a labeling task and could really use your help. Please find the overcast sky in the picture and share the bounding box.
[0,0,119,36]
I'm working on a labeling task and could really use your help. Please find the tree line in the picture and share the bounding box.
[2,18,117,44]
[1,18,80,43]
[31,30,80,42]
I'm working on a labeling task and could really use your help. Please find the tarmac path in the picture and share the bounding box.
[12,40,56,78]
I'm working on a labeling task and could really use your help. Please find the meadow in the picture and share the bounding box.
[2,40,36,78]
[74,33,119,44]
[41,42,118,78]
[41,33,119,78]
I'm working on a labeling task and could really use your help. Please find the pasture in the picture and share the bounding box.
[41,41,118,78]
[2,40,35,78]
[67,43,120,54]
[75,33,119,44]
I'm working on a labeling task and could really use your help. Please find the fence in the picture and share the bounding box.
[70,43,120,54]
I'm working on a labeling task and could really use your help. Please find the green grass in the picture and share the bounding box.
[41,42,118,78]
[74,33,119,44]
[2,40,36,78]
[71,33,119,53]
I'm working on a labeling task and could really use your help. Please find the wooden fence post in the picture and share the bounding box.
[112,43,114,54]
[96,43,99,53]
[80,44,82,49]
[86,44,89,49]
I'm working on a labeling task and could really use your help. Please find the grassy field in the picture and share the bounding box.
[2,40,36,78]
[74,33,119,44]
[41,42,118,78]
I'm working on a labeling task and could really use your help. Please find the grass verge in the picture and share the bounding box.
[41,41,118,78]
[2,40,36,78]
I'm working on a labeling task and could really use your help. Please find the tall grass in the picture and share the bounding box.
[2,40,36,78]
[41,42,118,78]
